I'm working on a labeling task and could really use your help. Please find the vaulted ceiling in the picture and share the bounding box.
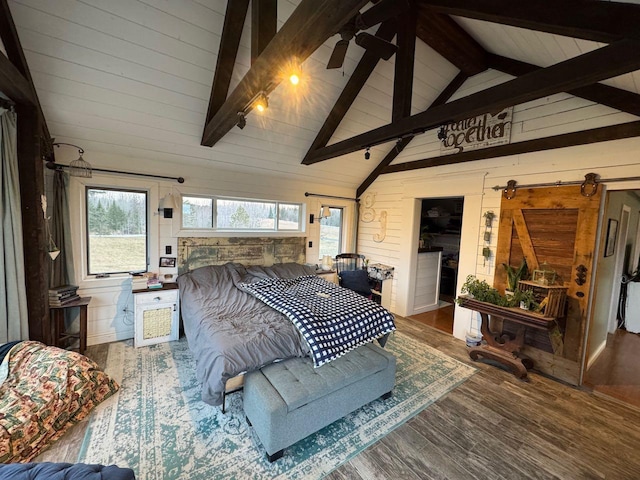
[3,0,640,195]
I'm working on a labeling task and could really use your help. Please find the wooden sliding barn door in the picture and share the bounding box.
[494,185,601,384]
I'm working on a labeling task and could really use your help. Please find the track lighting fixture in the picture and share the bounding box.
[364,147,370,160]
[236,111,246,129]
[254,92,269,113]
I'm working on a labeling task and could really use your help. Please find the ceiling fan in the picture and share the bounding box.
[326,0,408,70]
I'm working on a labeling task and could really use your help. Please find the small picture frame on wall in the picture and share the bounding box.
[604,219,618,257]
[159,256,176,268]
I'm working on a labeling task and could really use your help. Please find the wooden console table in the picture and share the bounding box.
[50,296,91,356]
[458,296,557,380]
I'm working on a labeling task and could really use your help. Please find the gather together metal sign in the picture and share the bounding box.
[439,107,513,154]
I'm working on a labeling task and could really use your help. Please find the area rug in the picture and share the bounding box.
[78,331,475,479]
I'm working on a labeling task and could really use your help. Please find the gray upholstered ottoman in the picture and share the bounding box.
[243,341,396,461]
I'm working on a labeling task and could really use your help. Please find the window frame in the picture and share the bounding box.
[85,186,150,275]
[180,194,304,233]
[318,206,344,261]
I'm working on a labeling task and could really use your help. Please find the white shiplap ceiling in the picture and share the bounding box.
[7,0,640,191]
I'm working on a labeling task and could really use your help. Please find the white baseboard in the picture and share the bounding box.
[587,340,607,370]
[88,329,134,347]
[412,303,439,315]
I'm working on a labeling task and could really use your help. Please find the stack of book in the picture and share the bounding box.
[146,274,162,289]
[131,274,149,291]
[49,285,80,307]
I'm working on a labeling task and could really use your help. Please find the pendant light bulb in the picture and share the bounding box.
[364,147,370,160]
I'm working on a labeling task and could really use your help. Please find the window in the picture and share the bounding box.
[318,207,343,259]
[181,195,302,232]
[182,197,212,229]
[86,187,148,274]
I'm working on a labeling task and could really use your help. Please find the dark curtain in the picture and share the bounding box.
[49,169,75,288]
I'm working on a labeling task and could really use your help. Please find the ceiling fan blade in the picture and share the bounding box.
[327,40,350,69]
[356,0,409,30]
[355,32,398,60]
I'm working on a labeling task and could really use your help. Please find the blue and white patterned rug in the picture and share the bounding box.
[78,331,475,479]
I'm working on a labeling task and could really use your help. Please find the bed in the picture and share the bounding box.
[0,341,119,463]
[177,262,396,407]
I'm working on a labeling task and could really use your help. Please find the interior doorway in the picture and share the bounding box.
[408,196,463,334]
[584,189,640,409]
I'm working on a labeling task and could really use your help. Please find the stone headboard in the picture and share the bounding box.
[177,237,306,274]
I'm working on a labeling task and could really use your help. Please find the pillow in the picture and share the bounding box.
[266,263,317,279]
[339,269,371,294]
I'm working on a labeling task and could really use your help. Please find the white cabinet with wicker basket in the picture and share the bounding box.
[133,284,179,348]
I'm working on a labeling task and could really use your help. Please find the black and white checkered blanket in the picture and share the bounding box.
[239,275,396,367]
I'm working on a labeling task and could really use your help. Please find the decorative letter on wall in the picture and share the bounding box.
[360,193,376,223]
[360,192,386,242]
[374,210,387,243]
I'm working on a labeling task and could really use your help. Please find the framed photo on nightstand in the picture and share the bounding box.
[159,256,176,268]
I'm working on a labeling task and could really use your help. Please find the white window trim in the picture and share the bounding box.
[175,193,307,237]
[306,197,356,265]
[69,174,159,285]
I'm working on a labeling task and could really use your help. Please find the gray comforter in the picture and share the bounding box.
[177,262,315,406]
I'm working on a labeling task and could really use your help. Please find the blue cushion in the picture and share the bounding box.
[0,463,136,480]
[339,269,370,295]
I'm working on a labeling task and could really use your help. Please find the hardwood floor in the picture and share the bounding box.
[583,329,640,410]
[328,317,640,480]
[408,304,454,334]
[38,319,640,479]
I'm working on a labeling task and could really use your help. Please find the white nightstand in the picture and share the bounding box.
[133,283,179,348]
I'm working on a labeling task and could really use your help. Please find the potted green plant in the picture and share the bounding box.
[515,289,538,311]
[458,275,509,307]
[483,210,496,227]
[502,258,528,294]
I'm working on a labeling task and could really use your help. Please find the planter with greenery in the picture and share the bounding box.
[458,274,541,311]
[514,289,538,311]
[458,275,509,307]
[502,259,528,293]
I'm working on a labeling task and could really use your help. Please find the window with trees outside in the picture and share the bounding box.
[182,196,302,231]
[86,187,148,274]
[318,207,343,260]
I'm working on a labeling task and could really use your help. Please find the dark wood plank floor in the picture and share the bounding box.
[583,329,640,409]
[37,317,640,479]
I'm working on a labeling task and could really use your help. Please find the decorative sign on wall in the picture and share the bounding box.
[439,107,513,154]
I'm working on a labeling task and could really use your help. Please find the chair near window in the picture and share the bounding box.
[335,253,371,297]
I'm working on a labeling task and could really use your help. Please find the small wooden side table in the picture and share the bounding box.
[50,296,91,356]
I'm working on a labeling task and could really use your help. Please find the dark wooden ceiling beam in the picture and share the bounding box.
[392,2,416,122]
[201,0,369,147]
[205,0,250,123]
[303,39,640,164]
[487,53,640,118]
[0,0,51,149]
[301,20,397,164]
[416,5,487,75]
[419,0,640,44]
[0,52,35,104]
[251,0,277,65]
[356,71,468,197]
[382,120,640,174]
